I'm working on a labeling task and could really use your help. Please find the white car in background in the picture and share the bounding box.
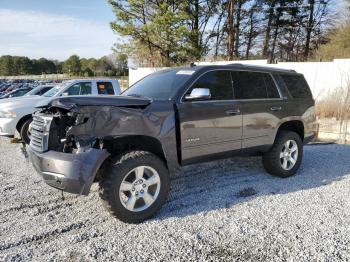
[0,79,121,144]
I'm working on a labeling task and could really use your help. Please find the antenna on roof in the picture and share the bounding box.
[190,62,196,67]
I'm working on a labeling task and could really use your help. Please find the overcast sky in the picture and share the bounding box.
[0,0,119,61]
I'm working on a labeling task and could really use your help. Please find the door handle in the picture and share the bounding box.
[226,109,241,115]
[270,106,282,111]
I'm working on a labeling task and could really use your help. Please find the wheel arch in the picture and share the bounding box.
[16,114,33,133]
[276,120,305,141]
[104,135,168,167]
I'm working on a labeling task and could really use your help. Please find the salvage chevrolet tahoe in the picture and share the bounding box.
[27,64,317,223]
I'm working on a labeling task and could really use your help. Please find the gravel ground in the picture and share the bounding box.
[1,137,350,261]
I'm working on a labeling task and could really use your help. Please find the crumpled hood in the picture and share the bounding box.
[0,96,48,111]
[36,95,153,111]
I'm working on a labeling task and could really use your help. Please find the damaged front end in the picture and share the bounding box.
[28,105,111,195]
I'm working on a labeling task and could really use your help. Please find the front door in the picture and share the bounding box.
[177,70,242,164]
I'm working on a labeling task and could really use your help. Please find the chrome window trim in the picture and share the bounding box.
[180,68,283,103]
[188,98,284,104]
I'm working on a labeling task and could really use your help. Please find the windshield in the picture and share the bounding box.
[122,69,193,100]
[25,86,46,96]
[43,82,72,97]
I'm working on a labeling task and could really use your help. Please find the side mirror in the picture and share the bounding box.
[185,88,211,101]
[62,92,69,96]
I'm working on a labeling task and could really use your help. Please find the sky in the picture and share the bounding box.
[0,0,119,61]
[0,0,347,61]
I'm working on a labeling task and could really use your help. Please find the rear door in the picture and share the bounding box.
[231,70,285,148]
[177,70,242,164]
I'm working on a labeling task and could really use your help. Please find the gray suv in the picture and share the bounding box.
[27,64,317,223]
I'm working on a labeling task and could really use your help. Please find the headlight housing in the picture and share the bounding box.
[0,110,17,118]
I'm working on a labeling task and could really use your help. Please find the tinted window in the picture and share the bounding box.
[97,82,115,95]
[123,69,192,100]
[80,83,92,95]
[188,70,233,100]
[231,71,280,99]
[66,82,92,96]
[264,74,280,98]
[66,84,80,95]
[273,74,290,97]
[280,74,312,99]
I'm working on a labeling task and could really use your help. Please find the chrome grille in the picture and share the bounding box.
[29,114,53,153]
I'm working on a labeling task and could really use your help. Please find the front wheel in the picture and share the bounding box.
[20,118,32,145]
[99,151,170,223]
[262,131,303,178]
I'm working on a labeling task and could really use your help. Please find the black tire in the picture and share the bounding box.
[99,151,170,223]
[262,131,303,178]
[20,118,32,145]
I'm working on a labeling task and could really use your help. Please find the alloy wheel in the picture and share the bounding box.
[119,166,161,212]
[280,140,298,171]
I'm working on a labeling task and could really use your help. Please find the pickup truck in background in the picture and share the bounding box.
[0,79,121,144]
[27,65,317,223]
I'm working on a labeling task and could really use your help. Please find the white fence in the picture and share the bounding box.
[129,59,350,100]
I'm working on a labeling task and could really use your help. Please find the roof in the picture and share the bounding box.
[166,63,297,74]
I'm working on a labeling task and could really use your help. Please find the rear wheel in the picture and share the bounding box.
[20,118,32,145]
[262,131,303,178]
[99,151,170,223]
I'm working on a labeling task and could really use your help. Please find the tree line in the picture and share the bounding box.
[110,0,335,66]
[0,54,128,77]
[312,0,350,61]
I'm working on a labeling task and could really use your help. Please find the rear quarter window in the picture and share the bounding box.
[280,74,312,99]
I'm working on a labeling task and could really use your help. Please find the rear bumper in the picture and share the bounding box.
[0,118,17,136]
[28,147,110,195]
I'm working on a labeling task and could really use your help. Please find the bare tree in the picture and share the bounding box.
[304,0,315,60]
[234,0,246,58]
[227,0,236,60]
[262,0,277,58]
[243,1,261,59]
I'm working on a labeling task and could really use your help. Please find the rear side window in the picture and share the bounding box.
[97,82,115,95]
[80,83,92,95]
[264,74,280,98]
[189,70,233,100]
[66,82,92,95]
[231,71,280,99]
[280,74,312,99]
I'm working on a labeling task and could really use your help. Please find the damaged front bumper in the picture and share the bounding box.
[28,147,110,195]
